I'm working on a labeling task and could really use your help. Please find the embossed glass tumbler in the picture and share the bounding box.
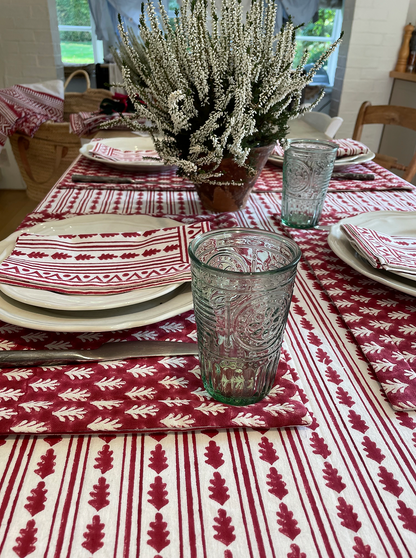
[281,139,337,229]
[188,228,301,406]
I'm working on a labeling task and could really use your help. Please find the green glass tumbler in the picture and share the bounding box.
[188,228,301,406]
[281,139,337,229]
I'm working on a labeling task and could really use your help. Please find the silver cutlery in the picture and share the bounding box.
[331,173,375,180]
[0,340,199,367]
[72,174,160,184]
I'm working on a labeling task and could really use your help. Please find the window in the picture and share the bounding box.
[294,8,342,87]
[56,0,103,65]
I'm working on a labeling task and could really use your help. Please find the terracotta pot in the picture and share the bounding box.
[195,144,275,212]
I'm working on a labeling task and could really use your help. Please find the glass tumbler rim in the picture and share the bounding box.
[188,227,301,277]
[287,138,338,154]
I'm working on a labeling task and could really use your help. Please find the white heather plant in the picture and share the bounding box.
[109,0,342,185]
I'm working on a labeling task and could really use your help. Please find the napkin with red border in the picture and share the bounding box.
[89,140,161,162]
[0,222,210,295]
[272,138,369,159]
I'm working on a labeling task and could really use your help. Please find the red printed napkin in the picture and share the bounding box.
[0,222,210,294]
[272,138,369,159]
[69,112,139,136]
[90,141,160,162]
[342,223,416,276]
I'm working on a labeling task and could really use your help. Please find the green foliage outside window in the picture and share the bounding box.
[294,9,336,69]
[56,0,91,42]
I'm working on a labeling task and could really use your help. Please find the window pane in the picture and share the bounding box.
[56,0,91,26]
[296,9,336,38]
[59,31,94,64]
[294,40,330,82]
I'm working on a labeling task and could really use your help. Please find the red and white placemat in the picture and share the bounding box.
[289,227,416,411]
[0,222,209,294]
[0,309,310,434]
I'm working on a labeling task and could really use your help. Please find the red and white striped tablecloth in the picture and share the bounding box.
[0,155,416,557]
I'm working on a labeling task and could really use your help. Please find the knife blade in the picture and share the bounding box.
[331,172,375,180]
[72,174,158,184]
[0,341,199,368]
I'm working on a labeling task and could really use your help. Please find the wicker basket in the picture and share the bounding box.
[10,70,113,202]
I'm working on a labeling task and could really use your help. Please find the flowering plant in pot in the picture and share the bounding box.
[111,0,342,212]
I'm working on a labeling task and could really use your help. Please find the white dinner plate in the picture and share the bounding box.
[0,215,184,311]
[268,150,375,169]
[79,136,171,171]
[0,282,193,332]
[328,211,416,297]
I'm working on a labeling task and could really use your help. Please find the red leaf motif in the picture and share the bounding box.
[148,476,169,510]
[34,448,55,479]
[120,252,140,259]
[88,477,110,511]
[348,410,369,434]
[43,435,62,446]
[377,466,403,497]
[287,543,307,558]
[292,305,306,317]
[142,229,157,237]
[94,444,113,474]
[142,248,160,258]
[82,515,105,554]
[309,432,331,459]
[26,251,48,259]
[396,500,416,533]
[13,519,37,558]
[213,509,236,546]
[325,366,343,385]
[336,387,355,408]
[98,253,116,260]
[353,537,377,558]
[307,332,322,347]
[300,317,314,332]
[396,413,416,430]
[147,513,170,552]
[336,497,362,532]
[258,436,279,465]
[24,482,47,517]
[361,437,385,464]
[276,503,301,540]
[322,462,346,493]
[209,472,230,506]
[149,443,169,474]
[164,243,179,253]
[75,254,94,261]
[51,252,71,260]
[205,441,225,469]
[267,467,288,500]
[316,348,332,365]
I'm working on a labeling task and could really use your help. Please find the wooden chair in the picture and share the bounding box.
[352,101,416,182]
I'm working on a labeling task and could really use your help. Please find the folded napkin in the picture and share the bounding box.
[69,111,140,136]
[0,222,210,295]
[272,138,369,159]
[90,141,161,163]
[342,223,416,275]
[0,80,64,150]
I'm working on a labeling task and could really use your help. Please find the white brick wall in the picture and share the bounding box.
[0,0,63,88]
[330,0,411,152]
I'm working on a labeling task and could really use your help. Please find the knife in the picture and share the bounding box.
[331,172,375,180]
[0,341,199,368]
[72,174,159,184]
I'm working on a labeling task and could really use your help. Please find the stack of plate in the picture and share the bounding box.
[268,149,375,169]
[0,215,193,332]
[328,211,416,297]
